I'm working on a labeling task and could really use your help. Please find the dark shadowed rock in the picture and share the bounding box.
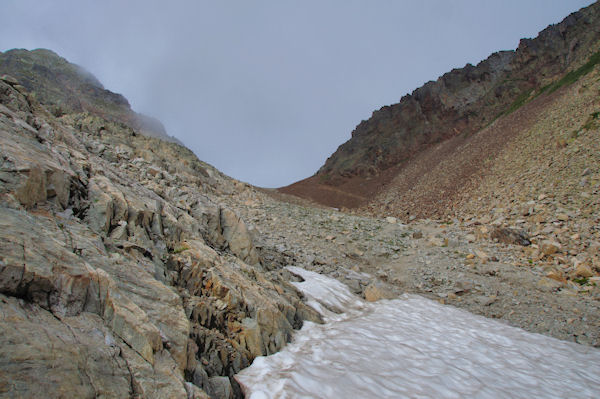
[490,227,531,246]
[207,376,234,399]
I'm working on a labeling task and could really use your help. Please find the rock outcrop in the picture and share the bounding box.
[0,55,320,398]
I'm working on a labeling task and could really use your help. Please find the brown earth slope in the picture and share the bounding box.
[279,1,600,212]
[360,62,600,259]
[363,68,600,220]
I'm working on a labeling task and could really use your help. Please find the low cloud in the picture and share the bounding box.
[0,0,593,187]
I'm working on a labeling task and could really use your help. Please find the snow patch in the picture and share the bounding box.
[236,267,600,398]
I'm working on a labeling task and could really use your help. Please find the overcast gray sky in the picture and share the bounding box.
[1,1,594,187]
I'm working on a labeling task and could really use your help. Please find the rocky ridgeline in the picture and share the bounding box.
[0,71,321,398]
[0,49,178,143]
[281,2,600,208]
[320,1,600,180]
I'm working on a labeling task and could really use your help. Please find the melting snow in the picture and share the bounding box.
[236,267,600,398]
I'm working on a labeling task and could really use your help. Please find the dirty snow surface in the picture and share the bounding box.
[236,267,600,399]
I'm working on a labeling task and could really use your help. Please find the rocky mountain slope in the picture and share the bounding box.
[280,1,600,210]
[0,51,322,399]
[2,7,600,397]
[0,49,179,143]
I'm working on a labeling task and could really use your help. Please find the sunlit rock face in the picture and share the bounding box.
[236,267,600,399]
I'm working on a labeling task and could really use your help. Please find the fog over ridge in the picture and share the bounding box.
[0,0,594,187]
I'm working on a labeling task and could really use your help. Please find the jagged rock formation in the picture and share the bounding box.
[280,1,600,209]
[0,53,320,398]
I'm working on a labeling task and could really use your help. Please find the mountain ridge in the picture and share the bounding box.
[1,5,600,398]
[279,1,600,210]
[0,48,182,144]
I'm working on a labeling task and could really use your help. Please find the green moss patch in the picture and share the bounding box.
[539,50,600,95]
[504,88,534,116]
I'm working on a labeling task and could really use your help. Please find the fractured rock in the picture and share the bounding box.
[15,165,46,208]
[220,207,260,265]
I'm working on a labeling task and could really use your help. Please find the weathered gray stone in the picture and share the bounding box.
[0,296,132,399]
[207,376,234,399]
[47,169,72,209]
[220,207,260,264]
[15,165,47,208]
[192,365,210,390]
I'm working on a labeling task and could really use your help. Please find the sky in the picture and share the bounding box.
[0,1,594,187]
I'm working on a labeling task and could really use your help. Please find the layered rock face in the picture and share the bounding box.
[281,2,600,207]
[0,55,320,398]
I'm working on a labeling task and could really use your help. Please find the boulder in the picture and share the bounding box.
[490,227,531,246]
[575,264,594,278]
[15,165,47,208]
[364,281,394,302]
[541,241,562,256]
[207,376,234,399]
[46,169,72,209]
[220,207,259,265]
